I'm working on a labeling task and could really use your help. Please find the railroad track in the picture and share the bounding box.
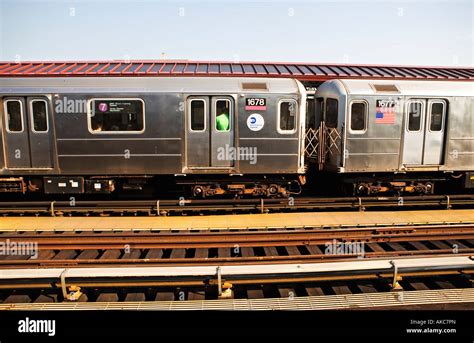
[0,222,472,307]
[0,256,472,307]
[0,273,472,309]
[1,223,473,268]
[0,194,473,216]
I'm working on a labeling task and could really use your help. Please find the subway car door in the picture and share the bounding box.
[27,97,53,168]
[402,99,446,166]
[210,96,234,167]
[422,99,446,165]
[402,99,426,165]
[2,97,53,169]
[186,97,210,167]
[186,96,234,169]
[2,98,31,168]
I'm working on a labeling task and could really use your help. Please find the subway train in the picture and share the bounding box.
[0,76,472,197]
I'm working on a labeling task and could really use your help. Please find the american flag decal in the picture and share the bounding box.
[375,100,396,124]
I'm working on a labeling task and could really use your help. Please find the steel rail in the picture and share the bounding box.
[1,223,473,249]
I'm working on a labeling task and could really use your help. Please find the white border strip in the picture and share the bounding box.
[1,256,472,280]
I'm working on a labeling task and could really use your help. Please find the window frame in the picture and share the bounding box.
[325,98,339,129]
[189,99,207,132]
[214,98,232,133]
[277,99,298,134]
[4,99,24,133]
[29,99,49,133]
[428,100,446,133]
[87,98,146,135]
[348,100,368,134]
[406,100,424,133]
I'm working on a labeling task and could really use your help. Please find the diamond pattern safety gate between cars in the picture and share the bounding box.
[305,123,342,169]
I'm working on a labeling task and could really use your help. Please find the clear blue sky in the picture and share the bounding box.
[0,0,472,66]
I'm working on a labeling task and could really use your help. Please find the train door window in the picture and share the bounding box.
[190,99,205,131]
[407,102,422,131]
[278,100,297,134]
[349,101,367,132]
[306,98,315,128]
[215,99,231,132]
[325,98,338,128]
[88,99,145,133]
[4,100,23,132]
[30,100,48,132]
[315,97,324,126]
[429,101,445,132]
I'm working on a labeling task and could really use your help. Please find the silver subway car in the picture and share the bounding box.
[0,77,306,196]
[310,79,474,194]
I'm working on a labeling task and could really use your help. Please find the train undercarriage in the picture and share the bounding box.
[320,171,474,196]
[0,175,305,198]
[1,171,473,199]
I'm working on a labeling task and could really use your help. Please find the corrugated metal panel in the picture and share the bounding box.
[0,60,471,81]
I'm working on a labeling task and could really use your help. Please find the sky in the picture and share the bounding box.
[0,0,472,66]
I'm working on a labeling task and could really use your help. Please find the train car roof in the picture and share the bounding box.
[0,77,302,94]
[337,79,474,97]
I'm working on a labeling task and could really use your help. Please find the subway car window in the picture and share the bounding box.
[350,102,367,131]
[279,100,296,132]
[315,97,324,127]
[31,100,48,132]
[190,100,205,131]
[215,99,231,132]
[430,102,444,131]
[408,102,422,131]
[306,99,315,128]
[325,98,338,128]
[90,99,144,132]
[5,100,23,132]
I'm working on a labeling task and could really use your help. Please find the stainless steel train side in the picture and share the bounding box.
[310,79,474,193]
[0,77,306,195]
